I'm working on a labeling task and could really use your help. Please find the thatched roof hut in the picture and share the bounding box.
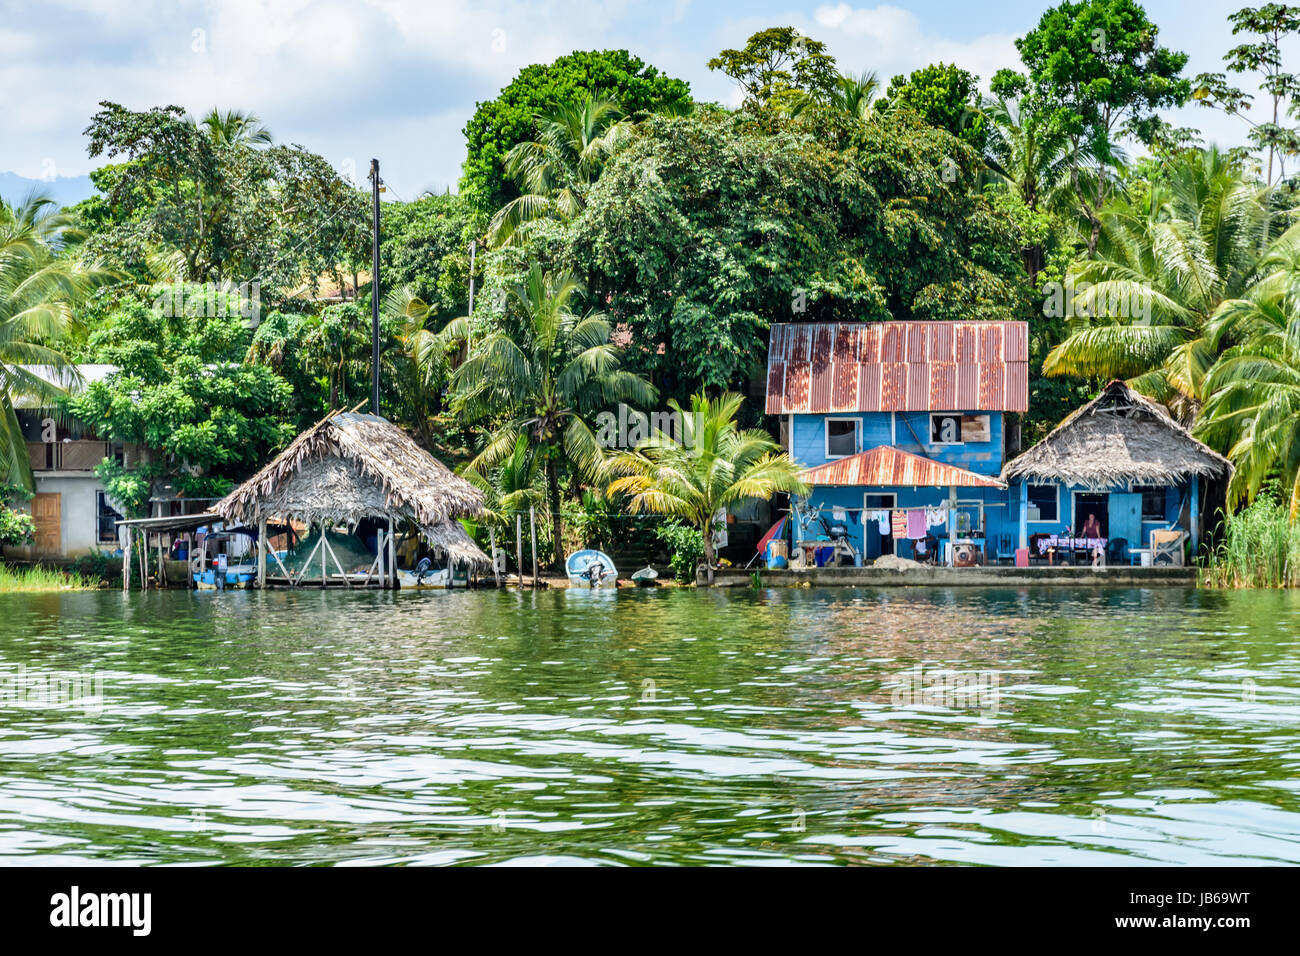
[216,411,489,566]
[1002,380,1231,487]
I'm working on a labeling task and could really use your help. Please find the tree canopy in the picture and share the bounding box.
[459,50,691,217]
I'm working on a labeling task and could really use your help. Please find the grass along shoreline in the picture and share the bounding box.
[0,563,98,592]
[1203,499,1300,589]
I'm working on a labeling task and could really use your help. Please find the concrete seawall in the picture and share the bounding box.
[703,565,1199,587]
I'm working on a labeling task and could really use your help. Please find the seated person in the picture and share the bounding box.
[1079,511,1104,564]
[913,534,938,565]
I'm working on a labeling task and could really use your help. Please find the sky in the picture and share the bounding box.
[0,0,1294,198]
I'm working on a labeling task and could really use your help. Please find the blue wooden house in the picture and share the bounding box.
[765,322,1229,566]
[766,321,1029,563]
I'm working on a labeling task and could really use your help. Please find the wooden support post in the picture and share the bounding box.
[1190,475,1200,556]
[489,527,501,588]
[388,520,396,589]
[529,505,538,589]
[516,514,523,588]
[257,511,267,589]
[123,527,131,592]
[947,485,957,567]
[139,530,147,591]
[158,535,166,588]
[321,531,350,588]
[1018,480,1028,551]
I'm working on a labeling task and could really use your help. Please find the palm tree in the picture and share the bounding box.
[0,195,110,488]
[1196,232,1300,513]
[829,70,880,121]
[488,95,631,247]
[1043,147,1271,421]
[196,108,273,147]
[447,264,655,567]
[604,392,809,584]
[981,96,1083,283]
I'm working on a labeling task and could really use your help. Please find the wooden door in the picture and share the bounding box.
[31,492,61,556]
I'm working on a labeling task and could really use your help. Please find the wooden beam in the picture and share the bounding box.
[122,527,131,592]
[529,506,538,589]
[257,511,267,589]
[388,520,396,590]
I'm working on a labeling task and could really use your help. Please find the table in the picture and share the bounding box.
[1036,535,1106,564]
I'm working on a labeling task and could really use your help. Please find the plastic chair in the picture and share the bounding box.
[1151,529,1188,566]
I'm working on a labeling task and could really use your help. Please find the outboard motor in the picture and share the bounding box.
[414,556,433,585]
[584,560,605,589]
[819,515,850,543]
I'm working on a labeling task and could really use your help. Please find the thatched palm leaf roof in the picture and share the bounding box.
[1002,380,1231,488]
[216,412,488,566]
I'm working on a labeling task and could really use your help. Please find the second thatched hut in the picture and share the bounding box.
[216,411,488,587]
[1001,380,1231,561]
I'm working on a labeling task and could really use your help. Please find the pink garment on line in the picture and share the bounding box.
[906,509,927,540]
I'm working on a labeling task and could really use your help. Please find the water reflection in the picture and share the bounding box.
[0,586,1297,865]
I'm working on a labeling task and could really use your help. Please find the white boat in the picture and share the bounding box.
[396,557,470,589]
[566,549,618,588]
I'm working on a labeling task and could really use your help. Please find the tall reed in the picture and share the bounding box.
[1204,499,1300,588]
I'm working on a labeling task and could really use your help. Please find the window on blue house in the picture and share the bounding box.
[1140,486,1167,520]
[930,413,963,445]
[825,419,859,458]
[1026,484,1058,522]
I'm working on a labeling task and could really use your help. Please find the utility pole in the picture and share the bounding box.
[369,158,382,415]
[466,239,476,355]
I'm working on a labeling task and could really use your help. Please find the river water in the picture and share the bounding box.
[0,586,1297,866]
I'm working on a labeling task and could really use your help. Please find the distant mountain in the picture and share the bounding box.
[0,171,98,209]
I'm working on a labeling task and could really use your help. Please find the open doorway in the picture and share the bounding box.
[864,493,895,558]
[1073,492,1108,538]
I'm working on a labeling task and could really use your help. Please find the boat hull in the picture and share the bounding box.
[565,549,618,587]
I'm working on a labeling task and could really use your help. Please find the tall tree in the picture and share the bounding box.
[708,26,838,111]
[0,196,110,488]
[460,50,691,217]
[999,0,1190,255]
[488,95,632,247]
[194,108,273,147]
[605,392,809,584]
[1192,4,1300,187]
[447,265,655,567]
[1043,147,1270,420]
[1196,241,1300,514]
[81,102,366,299]
[878,63,987,149]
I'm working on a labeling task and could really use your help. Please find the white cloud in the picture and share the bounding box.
[813,3,1019,89]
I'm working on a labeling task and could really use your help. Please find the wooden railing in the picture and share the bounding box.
[25,440,113,472]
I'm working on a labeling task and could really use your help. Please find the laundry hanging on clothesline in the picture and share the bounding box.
[925,506,948,528]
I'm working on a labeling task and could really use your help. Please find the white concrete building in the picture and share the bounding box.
[3,365,130,559]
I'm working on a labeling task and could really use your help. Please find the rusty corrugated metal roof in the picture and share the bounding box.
[798,445,1007,488]
[766,321,1029,414]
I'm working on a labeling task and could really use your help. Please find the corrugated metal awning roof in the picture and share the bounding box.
[765,321,1029,414]
[799,446,1006,489]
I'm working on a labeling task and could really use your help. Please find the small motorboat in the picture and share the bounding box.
[630,565,658,587]
[566,549,618,588]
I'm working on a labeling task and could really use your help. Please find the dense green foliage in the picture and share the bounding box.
[20,0,1300,585]
[0,483,35,546]
[879,63,987,149]
[654,518,705,583]
[65,294,295,514]
[459,50,691,217]
[573,109,1025,393]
